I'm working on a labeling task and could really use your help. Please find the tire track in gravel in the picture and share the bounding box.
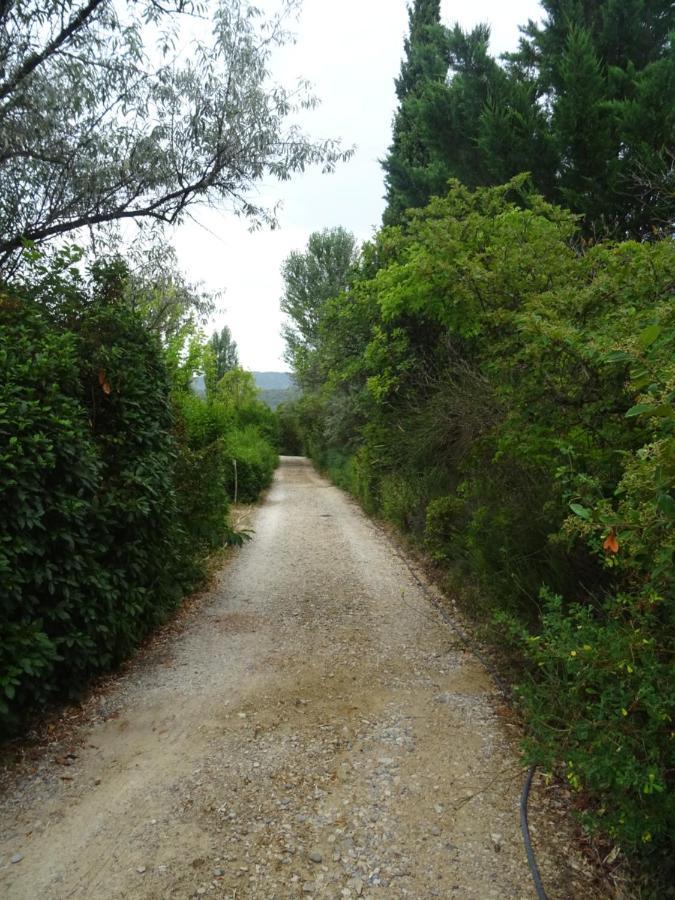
[0,456,601,899]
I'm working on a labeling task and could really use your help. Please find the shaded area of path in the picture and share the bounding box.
[0,457,599,899]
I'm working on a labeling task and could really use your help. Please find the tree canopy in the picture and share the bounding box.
[381,0,450,225]
[207,324,239,389]
[280,226,358,389]
[382,0,675,236]
[0,0,352,271]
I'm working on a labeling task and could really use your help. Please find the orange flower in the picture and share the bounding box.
[98,369,111,395]
[603,529,619,554]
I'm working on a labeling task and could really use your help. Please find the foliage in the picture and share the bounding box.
[510,0,675,236]
[174,363,278,508]
[382,0,675,236]
[286,180,675,867]
[224,424,278,502]
[124,236,216,344]
[502,589,674,861]
[276,402,304,454]
[0,254,184,730]
[207,325,239,392]
[0,0,352,271]
[0,248,277,733]
[381,0,450,225]
[281,227,358,389]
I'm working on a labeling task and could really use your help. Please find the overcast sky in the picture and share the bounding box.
[172,0,543,372]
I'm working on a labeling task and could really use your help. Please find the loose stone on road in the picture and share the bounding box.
[0,457,598,898]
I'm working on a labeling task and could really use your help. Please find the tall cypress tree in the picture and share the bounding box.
[512,0,675,235]
[420,24,555,192]
[382,0,674,236]
[381,1,450,225]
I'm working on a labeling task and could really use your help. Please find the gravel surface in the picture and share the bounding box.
[0,457,602,899]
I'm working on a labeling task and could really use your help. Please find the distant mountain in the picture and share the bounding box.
[190,371,298,410]
[252,371,294,391]
[253,372,298,410]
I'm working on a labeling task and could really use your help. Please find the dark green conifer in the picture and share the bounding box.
[381,0,450,225]
[512,0,675,235]
[382,0,674,236]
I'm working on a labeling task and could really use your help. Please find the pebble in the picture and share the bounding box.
[136,866,146,874]
[308,849,323,863]
[11,853,23,864]
[491,832,503,852]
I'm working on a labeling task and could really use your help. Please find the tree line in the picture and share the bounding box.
[279,0,675,888]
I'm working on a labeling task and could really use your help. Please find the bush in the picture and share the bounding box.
[504,590,674,863]
[172,390,232,561]
[276,402,304,455]
[0,268,184,730]
[224,424,278,502]
[292,180,675,871]
[1,252,280,735]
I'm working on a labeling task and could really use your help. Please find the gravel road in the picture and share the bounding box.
[0,456,601,899]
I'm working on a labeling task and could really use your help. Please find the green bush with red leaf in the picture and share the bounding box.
[288,180,675,869]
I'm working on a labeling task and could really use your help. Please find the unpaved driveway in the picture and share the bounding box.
[0,457,600,899]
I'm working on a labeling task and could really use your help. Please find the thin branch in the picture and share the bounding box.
[0,0,107,102]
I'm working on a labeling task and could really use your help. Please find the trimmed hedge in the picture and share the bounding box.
[1,274,184,731]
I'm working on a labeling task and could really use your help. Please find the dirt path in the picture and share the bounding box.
[0,457,601,899]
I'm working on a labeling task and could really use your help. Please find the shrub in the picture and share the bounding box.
[171,390,232,562]
[0,267,183,731]
[291,180,675,873]
[224,424,277,502]
[504,590,674,862]
[276,402,304,454]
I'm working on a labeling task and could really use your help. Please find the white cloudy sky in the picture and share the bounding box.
[172,0,543,372]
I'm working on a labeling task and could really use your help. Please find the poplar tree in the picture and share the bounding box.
[280,227,357,389]
[209,326,239,382]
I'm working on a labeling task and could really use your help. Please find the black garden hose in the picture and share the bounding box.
[521,765,549,900]
[374,519,549,900]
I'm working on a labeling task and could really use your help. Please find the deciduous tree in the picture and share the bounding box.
[280,227,357,389]
[209,325,239,381]
[0,0,351,271]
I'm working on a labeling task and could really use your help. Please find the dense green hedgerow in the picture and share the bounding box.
[0,269,184,731]
[0,255,279,736]
[224,424,278,502]
[286,180,675,873]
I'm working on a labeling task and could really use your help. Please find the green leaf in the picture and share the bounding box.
[569,502,591,520]
[637,324,661,350]
[630,375,652,391]
[649,405,675,419]
[656,494,675,520]
[625,403,653,418]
